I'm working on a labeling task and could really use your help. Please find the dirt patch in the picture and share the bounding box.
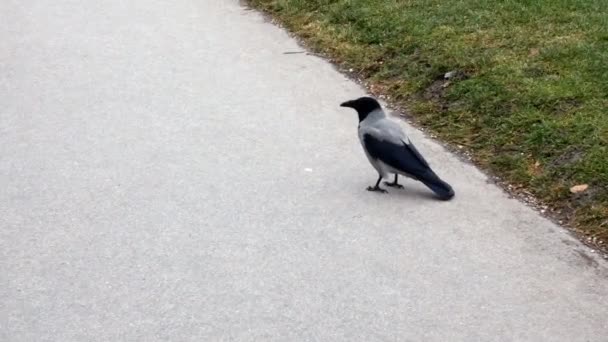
[551,148,585,168]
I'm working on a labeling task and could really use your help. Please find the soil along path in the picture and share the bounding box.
[1,1,607,341]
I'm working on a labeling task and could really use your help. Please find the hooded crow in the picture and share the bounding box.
[341,96,455,200]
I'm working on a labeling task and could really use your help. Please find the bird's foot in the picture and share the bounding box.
[384,181,404,189]
[367,185,388,193]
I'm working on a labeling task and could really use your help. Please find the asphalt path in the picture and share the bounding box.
[2,1,607,341]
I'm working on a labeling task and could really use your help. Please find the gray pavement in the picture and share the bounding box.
[1,1,607,341]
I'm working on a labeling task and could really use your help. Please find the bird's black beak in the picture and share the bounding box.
[340,100,354,108]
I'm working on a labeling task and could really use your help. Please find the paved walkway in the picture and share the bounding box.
[2,1,607,341]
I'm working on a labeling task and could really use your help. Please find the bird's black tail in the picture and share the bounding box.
[419,171,455,200]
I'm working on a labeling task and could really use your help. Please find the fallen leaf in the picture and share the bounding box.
[529,48,540,57]
[570,184,589,193]
[529,160,543,175]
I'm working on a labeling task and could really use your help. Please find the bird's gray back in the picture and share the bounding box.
[358,112,409,146]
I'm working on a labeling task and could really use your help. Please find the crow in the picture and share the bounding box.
[341,96,454,200]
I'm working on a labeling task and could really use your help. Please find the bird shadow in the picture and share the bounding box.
[385,186,440,202]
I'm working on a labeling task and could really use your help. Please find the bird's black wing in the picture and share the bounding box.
[363,133,431,177]
[363,133,455,200]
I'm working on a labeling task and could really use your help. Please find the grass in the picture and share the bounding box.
[248,0,608,251]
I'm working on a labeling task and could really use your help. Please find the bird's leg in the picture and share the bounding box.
[384,174,404,189]
[367,175,388,193]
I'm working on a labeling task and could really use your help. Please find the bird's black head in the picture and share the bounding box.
[340,96,382,122]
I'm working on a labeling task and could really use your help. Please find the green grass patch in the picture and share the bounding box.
[249,0,608,250]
